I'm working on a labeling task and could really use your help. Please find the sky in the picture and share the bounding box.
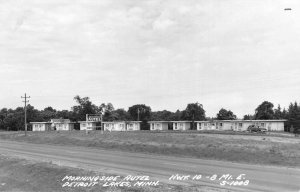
[0,0,300,118]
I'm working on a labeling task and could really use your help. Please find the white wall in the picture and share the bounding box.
[80,122,96,130]
[197,122,210,130]
[126,123,140,131]
[104,123,126,131]
[173,122,191,131]
[150,123,168,131]
[32,124,45,131]
[32,124,51,131]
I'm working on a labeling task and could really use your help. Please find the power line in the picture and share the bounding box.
[21,93,30,136]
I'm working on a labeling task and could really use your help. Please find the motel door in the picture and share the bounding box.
[211,123,216,130]
[234,123,238,131]
[268,123,272,131]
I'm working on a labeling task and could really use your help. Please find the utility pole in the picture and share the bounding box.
[21,93,30,136]
[137,108,145,121]
[192,113,195,130]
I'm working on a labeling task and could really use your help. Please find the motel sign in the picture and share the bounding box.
[86,114,102,122]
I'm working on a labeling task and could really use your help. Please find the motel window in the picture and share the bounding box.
[204,123,207,127]
[82,123,86,127]
[156,124,161,128]
[238,123,243,127]
[261,123,265,127]
[179,123,183,128]
[219,123,223,127]
[198,123,202,129]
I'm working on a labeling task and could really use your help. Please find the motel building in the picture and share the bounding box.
[103,121,126,131]
[196,120,286,131]
[148,121,169,131]
[171,121,192,131]
[230,120,287,131]
[50,119,75,131]
[31,119,75,131]
[126,121,142,131]
[30,122,52,131]
[196,120,233,131]
[79,121,97,130]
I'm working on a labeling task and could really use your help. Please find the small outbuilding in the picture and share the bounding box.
[171,121,192,131]
[79,121,97,130]
[196,121,214,131]
[51,119,74,131]
[103,121,126,131]
[148,121,169,131]
[231,120,286,131]
[126,121,141,131]
[196,120,232,131]
[196,120,286,131]
[31,122,52,131]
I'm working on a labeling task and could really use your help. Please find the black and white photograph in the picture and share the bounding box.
[0,0,299,191]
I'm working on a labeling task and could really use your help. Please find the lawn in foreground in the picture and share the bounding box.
[0,154,224,192]
[0,131,299,167]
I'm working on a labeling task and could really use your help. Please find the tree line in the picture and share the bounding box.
[0,96,299,131]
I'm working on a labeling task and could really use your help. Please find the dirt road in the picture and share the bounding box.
[0,140,299,192]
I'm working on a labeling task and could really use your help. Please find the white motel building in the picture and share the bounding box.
[195,120,286,131]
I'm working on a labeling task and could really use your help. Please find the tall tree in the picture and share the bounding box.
[128,104,151,121]
[112,108,130,121]
[287,102,300,130]
[170,110,184,121]
[243,114,254,120]
[254,101,275,120]
[274,104,283,119]
[150,110,173,121]
[5,107,24,131]
[128,104,151,130]
[0,108,8,130]
[216,108,237,120]
[72,95,98,121]
[182,102,206,121]
[282,108,288,119]
[100,103,115,121]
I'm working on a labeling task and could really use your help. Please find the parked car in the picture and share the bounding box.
[247,125,267,133]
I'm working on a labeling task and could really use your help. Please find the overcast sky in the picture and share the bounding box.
[0,0,299,118]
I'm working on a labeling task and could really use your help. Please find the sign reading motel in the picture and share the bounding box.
[86,114,102,122]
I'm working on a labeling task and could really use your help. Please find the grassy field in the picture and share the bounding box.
[0,154,225,192]
[0,130,299,167]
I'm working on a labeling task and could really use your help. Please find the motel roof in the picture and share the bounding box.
[148,121,170,123]
[170,121,192,123]
[52,122,76,124]
[195,119,287,122]
[51,119,71,123]
[229,120,287,122]
[78,121,98,123]
[30,122,52,124]
[102,121,126,123]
